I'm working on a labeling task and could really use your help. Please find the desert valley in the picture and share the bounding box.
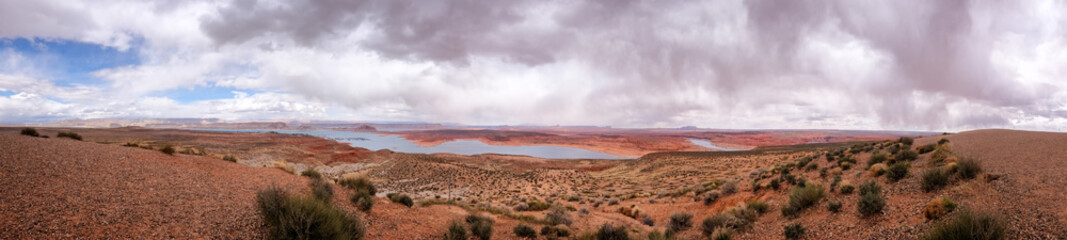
[2,122,1065,239]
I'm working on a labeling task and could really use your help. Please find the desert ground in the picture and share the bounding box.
[1,127,1064,239]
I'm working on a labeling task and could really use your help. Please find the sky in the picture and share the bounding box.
[1,0,1066,131]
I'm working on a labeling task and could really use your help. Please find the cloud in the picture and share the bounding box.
[0,0,1066,131]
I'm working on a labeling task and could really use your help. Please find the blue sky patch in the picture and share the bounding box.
[163,86,262,103]
[1,37,142,87]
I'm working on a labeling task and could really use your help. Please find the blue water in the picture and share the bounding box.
[687,138,742,151]
[201,129,624,159]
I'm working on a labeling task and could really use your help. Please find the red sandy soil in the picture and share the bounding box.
[391,129,910,157]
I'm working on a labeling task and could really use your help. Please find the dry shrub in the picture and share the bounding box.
[273,161,294,174]
[923,197,957,220]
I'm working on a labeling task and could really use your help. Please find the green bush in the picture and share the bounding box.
[746,200,769,214]
[525,200,552,211]
[301,169,322,179]
[710,227,733,240]
[887,162,910,182]
[858,180,882,196]
[223,155,238,162]
[938,138,950,145]
[921,209,1006,240]
[351,191,373,212]
[899,137,914,145]
[701,213,744,236]
[340,177,377,195]
[466,215,493,240]
[769,179,781,190]
[57,131,82,140]
[20,128,39,137]
[443,220,468,240]
[255,187,364,240]
[513,224,537,238]
[669,212,694,232]
[917,144,937,154]
[868,153,888,166]
[545,205,573,226]
[895,149,919,161]
[160,145,175,155]
[958,158,981,180]
[857,181,886,216]
[783,223,805,240]
[839,184,854,194]
[595,224,629,240]
[386,193,414,207]
[787,184,825,213]
[309,179,334,202]
[921,167,949,192]
[828,201,842,213]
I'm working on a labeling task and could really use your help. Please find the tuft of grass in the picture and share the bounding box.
[596,224,629,240]
[160,145,176,155]
[20,128,39,137]
[342,177,376,212]
[917,144,937,154]
[839,184,855,194]
[895,149,919,161]
[746,200,769,214]
[545,205,572,226]
[301,169,323,180]
[57,131,83,141]
[309,179,334,202]
[828,201,842,213]
[921,167,949,192]
[957,158,982,180]
[782,184,825,218]
[898,137,914,145]
[923,197,957,220]
[222,155,238,162]
[525,200,552,211]
[668,212,694,233]
[443,220,468,240]
[720,181,738,195]
[783,223,805,240]
[386,193,414,207]
[255,186,364,240]
[272,161,294,174]
[513,224,537,238]
[887,162,910,182]
[921,209,1006,240]
[466,215,493,240]
[868,153,888,166]
[710,227,733,240]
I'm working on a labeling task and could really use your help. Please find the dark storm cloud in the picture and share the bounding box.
[194,0,1065,129]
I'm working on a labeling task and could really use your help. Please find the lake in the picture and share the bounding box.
[687,138,742,151]
[201,129,624,159]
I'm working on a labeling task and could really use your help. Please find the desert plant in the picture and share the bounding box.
[301,169,322,179]
[466,215,494,240]
[57,131,82,140]
[640,215,654,226]
[868,152,888,166]
[20,128,39,137]
[957,158,982,180]
[921,167,950,192]
[443,220,468,240]
[545,205,573,226]
[921,209,1006,240]
[668,212,694,232]
[701,213,743,236]
[784,223,805,240]
[647,230,666,240]
[769,179,781,190]
[746,200,769,214]
[787,184,825,214]
[387,193,414,207]
[255,186,364,240]
[917,144,936,154]
[938,138,950,145]
[351,191,373,212]
[513,224,537,238]
[526,200,552,211]
[899,137,914,145]
[839,184,855,194]
[160,145,175,155]
[857,181,886,217]
[895,149,919,161]
[868,163,889,176]
[223,155,237,162]
[340,177,377,195]
[703,190,721,205]
[309,179,334,202]
[720,181,738,195]
[710,227,733,240]
[923,197,957,220]
[887,162,910,182]
[827,201,842,212]
[596,224,629,240]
